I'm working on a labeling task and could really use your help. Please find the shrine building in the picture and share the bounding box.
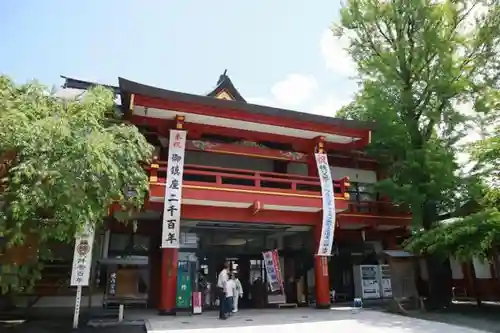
[5,71,423,312]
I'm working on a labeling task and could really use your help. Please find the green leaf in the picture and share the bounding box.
[0,76,153,293]
[334,0,500,259]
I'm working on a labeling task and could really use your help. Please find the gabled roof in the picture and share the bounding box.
[61,76,120,94]
[206,70,246,102]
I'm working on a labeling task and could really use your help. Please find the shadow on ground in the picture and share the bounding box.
[0,307,146,333]
[402,302,500,333]
[1,321,146,333]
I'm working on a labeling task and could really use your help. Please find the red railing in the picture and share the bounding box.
[147,162,348,197]
[345,200,411,216]
[146,162,410,217]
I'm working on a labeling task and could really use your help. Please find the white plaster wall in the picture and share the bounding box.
[185,151,274,172]
[419,259,429,281]
[472,257,492,279]
[449,257,464,279]
[330,166,377,183]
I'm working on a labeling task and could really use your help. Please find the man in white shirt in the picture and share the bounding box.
[225,274,236,315]
[217,261,229,320]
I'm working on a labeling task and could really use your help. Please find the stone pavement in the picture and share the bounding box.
[144,308,491,333]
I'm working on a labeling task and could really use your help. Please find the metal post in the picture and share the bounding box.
[118,304,124,322]
[73,285,83,329]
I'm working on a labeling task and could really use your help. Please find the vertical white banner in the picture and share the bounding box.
[70,224,95,286]
[262,250,281,292]
[315,153,336,256]
[161,130,187,248]
[70,223,94,329]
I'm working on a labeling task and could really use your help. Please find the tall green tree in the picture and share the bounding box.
[406,109,500,266]
[335,0,500,308]
[0,76,153,293]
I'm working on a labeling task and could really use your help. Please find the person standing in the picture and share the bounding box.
[233,273,243,312]
[197,270,208,309]
[225,274,236,316]
[217,262,229,320]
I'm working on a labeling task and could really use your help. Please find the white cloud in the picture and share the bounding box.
[247,74,318,108]
[310,94,353,116]
[270,74,318,106]
[319,30,356,78]
[247,30,357,115]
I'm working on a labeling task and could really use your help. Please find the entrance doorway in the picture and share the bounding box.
[182,220,312,309]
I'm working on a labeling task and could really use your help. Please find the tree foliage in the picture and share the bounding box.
[334,0,500,307]
[0,76,153,293]
[406,189,500,262]
[335,0,500,228]
[406,113,500,261]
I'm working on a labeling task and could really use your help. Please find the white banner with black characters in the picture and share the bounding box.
[70,224,95,286]
[161,130,187,248]
[315,153,336,256]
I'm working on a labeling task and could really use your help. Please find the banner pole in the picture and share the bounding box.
[73,285,83,329]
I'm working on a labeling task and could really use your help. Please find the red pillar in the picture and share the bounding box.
[159,248,178,315]
[308,147,331,309]
[314,224,331,308]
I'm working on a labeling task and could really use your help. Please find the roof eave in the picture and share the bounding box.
[118,77,375,133]
[61,76,120,94]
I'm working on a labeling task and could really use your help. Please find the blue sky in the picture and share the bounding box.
[1,0,357,116]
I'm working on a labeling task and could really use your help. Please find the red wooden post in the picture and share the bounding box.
[255,172,261,188]
[310,137,331,308]
[314,224,331,308]
[159,117,184,315]
[159,248,179,315]
[150,161,159,183]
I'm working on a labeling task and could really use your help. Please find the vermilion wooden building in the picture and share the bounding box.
[6,72,416,311]
[118,72,414,312]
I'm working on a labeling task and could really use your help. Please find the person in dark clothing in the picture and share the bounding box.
[217,262,230,320]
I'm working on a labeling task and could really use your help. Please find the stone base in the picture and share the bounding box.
[315,303,331,309]
[158,309,176,316]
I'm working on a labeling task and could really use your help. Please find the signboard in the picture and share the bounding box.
[192,292,202,314]
[360,265,380,299]
[70,224,95,286]
[262,250,283,292]
[271,249,284,291]
[70,224,95,328]
[315,153,336,256]
[379,265,392,298]
[161,130,187,248]
[176,261,192,308]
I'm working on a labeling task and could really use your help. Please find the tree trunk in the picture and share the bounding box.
[424,255,453,310]
[422,201,453,310]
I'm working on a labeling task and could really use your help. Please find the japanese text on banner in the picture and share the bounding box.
[161,130,187,248]
[70,224,95,286]
[315,153,336,256]
[262,250,282,292]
